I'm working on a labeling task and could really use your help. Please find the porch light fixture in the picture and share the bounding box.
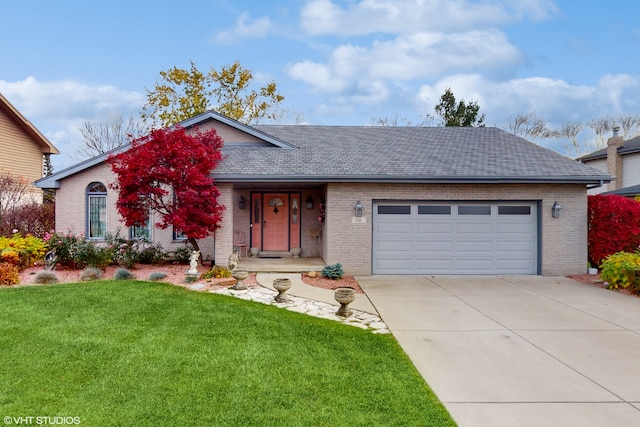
[306,196,313,210]
[239,195,246,210]
[551,201,562,218]
[354,200,364,217]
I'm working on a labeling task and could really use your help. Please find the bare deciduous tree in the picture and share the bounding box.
[0,173,30,229]
[370,114,435,127]
[506,113,556,139]
[75,113,148,159]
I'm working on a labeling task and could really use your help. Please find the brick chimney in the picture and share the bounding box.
[607,126,624,190]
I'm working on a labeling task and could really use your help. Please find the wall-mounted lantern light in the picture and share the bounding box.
[239,195,246,210]
[306,195,313,210]
[551,201,562,218]
[354,200,364,217]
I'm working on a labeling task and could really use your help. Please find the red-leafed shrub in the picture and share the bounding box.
[588,194,640,267]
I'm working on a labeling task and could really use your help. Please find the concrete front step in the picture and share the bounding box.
[257,251,293,258]
[237,256,325,273]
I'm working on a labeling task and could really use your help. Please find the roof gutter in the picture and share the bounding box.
[214,174,613,185]
[586,179,606,190]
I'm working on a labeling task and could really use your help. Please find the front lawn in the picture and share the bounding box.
[0,281,455,426]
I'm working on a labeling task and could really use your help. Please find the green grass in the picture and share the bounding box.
[0,281,455,426]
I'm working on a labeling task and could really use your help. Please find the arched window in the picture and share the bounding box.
[87,182,107,239]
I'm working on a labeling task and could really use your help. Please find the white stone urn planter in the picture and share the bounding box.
[273,278,292,303]
[232,268,249,290]
[250,247,260,257]
[290,248,301,258]
[334,287,356,317]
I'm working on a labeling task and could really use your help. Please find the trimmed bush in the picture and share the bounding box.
[138,243,167,265]
[113,268,135,280]
[600,251,640,292]
[0,233,47,269]
[148,272,167,281]
[171,245,193,264]
[1,250,21,266]
[0,262,19,285]
[33,271,59,284]
[80,267,103,282]
[322,263,344,280]
[588,194,640,266]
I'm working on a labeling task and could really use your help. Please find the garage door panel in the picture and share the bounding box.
[377,223,413,234]
[457,222,493,233]
[457,241,493,252]
[417,240,454,251]
[417,222,454,233]
[497,241,533,251]
[496,260,533,274]
[376,259,414,271]
[457,260,494,273]
[373,202,537,275]
[497,223,532,234]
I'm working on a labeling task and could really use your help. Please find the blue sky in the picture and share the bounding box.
[2,0,640,171]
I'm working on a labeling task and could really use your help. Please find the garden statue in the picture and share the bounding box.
[228,251,239,271]
[187,250,200,275]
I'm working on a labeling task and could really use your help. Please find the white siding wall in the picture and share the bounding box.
[622,154,640,189]
[585,159,609,194]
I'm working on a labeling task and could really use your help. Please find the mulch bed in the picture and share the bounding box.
[15,264,363,293]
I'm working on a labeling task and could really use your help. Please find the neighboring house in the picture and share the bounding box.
[0,93,59,202]
[35,111,610,276]
[578,128,640,197]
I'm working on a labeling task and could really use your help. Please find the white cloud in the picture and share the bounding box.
[213,13,273,45]
[300,0,558,36]
[416,73,640,129]
[0,77,144,170]
[285,61,350,93]
[286,29,522,94]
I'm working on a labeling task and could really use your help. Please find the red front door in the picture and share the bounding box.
[262,193,289,250]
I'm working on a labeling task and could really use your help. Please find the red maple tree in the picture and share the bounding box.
[588,194,640,266]
[108,126,225,255]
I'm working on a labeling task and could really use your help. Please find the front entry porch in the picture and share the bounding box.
[237,256,325,273]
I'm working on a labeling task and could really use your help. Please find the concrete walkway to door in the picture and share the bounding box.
[356,275,640,427]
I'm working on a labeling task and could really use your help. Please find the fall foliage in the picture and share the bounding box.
[588,194,640,266]
[107,126,225,253]
[142,60,284,127]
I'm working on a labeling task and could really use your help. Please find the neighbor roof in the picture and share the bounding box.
[603,184,640,197]
[35,111,611,189]
[579,135,640,161]
[0,93,59,155]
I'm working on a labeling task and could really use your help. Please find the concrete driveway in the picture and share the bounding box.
[357,275,640,427]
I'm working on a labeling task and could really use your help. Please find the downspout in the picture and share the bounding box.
[586,180,605,190]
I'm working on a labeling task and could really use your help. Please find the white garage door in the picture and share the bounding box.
[373,202,538,275]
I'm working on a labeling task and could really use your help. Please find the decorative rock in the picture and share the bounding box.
[307,271,318,278]
[205,280,388,333]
